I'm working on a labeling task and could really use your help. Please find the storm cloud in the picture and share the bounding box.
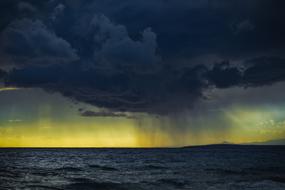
[4,56,285,114]
[79,109,130,118]
[1,0,285,114]
[0,18,78,67]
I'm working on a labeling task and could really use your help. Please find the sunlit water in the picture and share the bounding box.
[0,146,285,190]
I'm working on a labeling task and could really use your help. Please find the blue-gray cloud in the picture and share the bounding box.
[0,0,285,114]
[4,56,285,114]
[0,18,78,67]
[91,15,159,67]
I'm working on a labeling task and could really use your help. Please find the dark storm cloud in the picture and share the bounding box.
[5,56,285,114]
[0,69,6,80]
[79,110,129,118]
[0,0,47,31]
[206,61,242,89]
[243,57,285,87]
[0,18,78,67]
[5,63,206,114]
[0,0,285,114]
[17,2,37,13]
[1,0,285,60]
[206,57,285,89]
[62,0,284,59]
[232,20,255,35]
[90,15,159,66]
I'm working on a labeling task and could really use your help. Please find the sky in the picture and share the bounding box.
[0,0,285,147]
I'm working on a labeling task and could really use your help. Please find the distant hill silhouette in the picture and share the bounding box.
[182,139,285,148]
[182,143,242,149]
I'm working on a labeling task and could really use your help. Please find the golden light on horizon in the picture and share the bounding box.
[0,90,285,148]
[1,107,284,147]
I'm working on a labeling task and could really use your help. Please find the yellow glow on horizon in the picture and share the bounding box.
[0,105,285,147]
[224,106,285,144]
[1,119,283,147]
[0,119,138,147]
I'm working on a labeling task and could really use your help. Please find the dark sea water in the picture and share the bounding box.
[0,145,285,190]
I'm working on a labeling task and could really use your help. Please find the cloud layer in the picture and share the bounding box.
[1,18,78,67]
[0,0,285,114]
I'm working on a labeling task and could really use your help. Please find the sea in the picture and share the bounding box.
[0,145,285,190]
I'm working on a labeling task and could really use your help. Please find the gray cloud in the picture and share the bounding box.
[233,20,255,35]
[5,56,285,115]
[243,56,285,87]
[17,1,37,13]
[80,110,130,118]
[91,15,159,67]
[51,3,65,21]
[0,69,6,80]
[1,1,285,115]
[0,18,78,67]
[206,61,242,88]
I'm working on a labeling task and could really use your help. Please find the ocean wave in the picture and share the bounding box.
[1,147,285,190]
[157,178,187,188]
[0,168,21,178]
[24,185,63,190]
[54,166,83,172]
[143,164,168,170]
[64,181,140,190]
[267,176,285,184]
[88,164,118,171]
